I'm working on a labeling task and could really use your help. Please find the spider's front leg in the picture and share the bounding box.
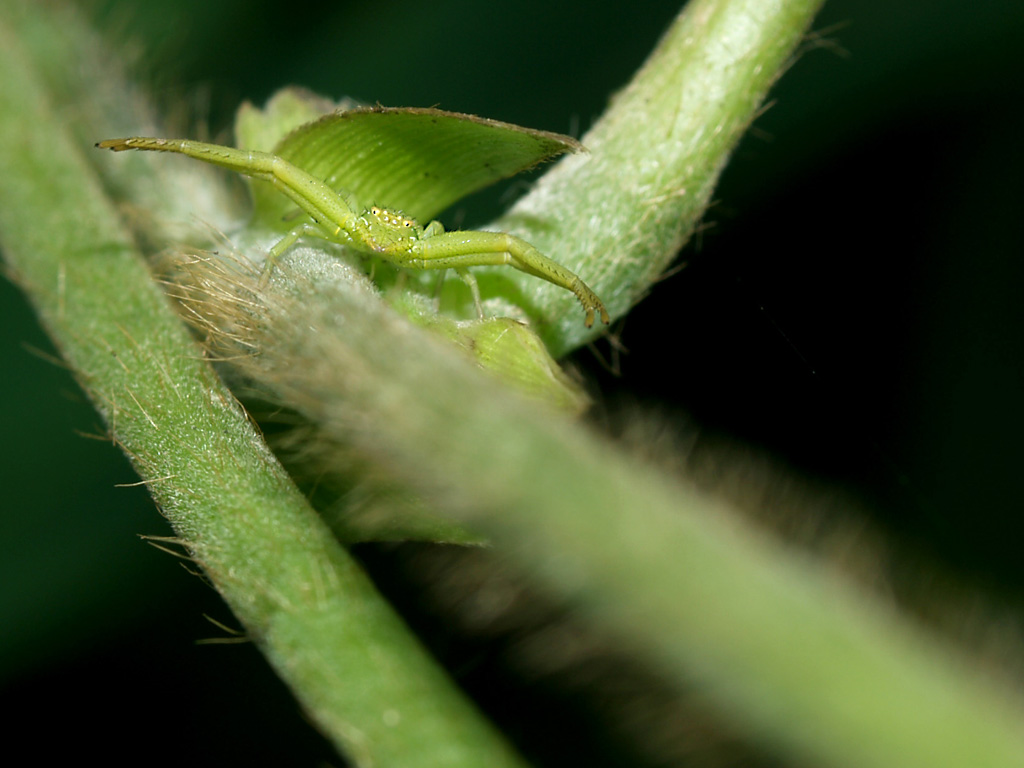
[416,220,486,316]
[409,226,609,328]
[260,190,364,284]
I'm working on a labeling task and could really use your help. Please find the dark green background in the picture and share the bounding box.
[3,1,1023,764]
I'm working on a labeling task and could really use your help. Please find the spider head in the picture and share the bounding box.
[368,206,419,231]
[361,205,425,249]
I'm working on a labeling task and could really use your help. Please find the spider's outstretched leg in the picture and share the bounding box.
[97,137,361,279]
[407,225,609,328]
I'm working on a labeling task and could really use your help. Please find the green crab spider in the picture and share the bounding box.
[96,137,609,327]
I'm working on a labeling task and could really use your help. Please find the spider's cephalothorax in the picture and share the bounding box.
[360,205,425,252]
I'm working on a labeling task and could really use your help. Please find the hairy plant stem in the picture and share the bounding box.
[0,9,525,768]
[5,1,1024,768]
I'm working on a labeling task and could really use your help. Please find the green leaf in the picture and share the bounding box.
[234,86,350,154]
[245,100,583,228]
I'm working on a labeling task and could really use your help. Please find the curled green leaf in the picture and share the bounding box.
[243,98,583,227]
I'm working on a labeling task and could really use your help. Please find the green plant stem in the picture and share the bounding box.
[495,0,829,353]
[7,1,1024,767]
[210,0,1024,765]
[243,246,1024,768]
[0,15,525,768]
